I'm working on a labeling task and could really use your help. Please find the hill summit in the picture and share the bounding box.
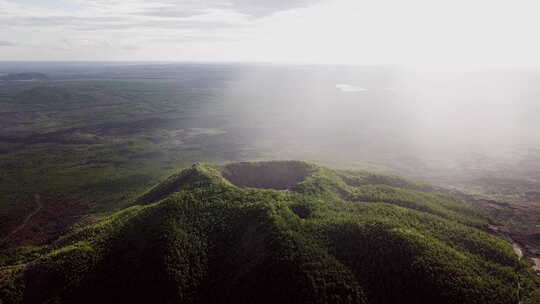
[0,161,537,304]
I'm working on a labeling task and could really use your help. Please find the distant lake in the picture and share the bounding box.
[336,84,367,92]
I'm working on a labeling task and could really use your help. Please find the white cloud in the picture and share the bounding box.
[1,0,540,67]
[0,40,17,47]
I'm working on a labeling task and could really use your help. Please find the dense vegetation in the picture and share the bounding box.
[2,64,540,261]
[0,75,245,244]
[0,161,537,304]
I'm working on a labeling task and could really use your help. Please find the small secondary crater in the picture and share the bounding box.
[222,161,312,190]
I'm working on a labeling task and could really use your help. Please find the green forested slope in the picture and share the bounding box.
[0,161,537,304]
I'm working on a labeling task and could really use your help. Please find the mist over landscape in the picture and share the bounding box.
[5,62,540,185]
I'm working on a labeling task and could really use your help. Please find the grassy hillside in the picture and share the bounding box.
[0,161,537,304]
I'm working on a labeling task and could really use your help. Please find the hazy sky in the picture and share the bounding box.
[1,0,539,66]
